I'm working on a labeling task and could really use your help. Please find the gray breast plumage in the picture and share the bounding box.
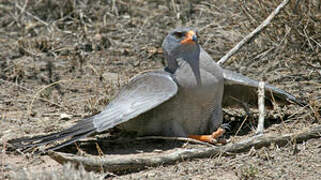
[118,47,224,137]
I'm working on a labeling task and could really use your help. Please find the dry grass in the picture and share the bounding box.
[11,163,105,180]
[0,0,320,179]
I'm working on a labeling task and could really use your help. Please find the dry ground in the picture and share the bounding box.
[0,0,320,179]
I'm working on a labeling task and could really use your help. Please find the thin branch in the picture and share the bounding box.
[48,125,321,173]
[217,0,290,65]
[27,80,70,118]
[0,78,67,110]
[15,3,49,26]
[256,81,265,135]
[135,136,215,147]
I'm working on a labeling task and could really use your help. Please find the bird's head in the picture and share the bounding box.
[162,27,199,57]
[162,28,201,75]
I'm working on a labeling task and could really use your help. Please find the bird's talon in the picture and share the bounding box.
[221,123,231,131]
[217,137,228,145]
[209,138,218,144]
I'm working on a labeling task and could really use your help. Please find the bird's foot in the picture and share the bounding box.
[188,127,227,145]
[220,123,231,132]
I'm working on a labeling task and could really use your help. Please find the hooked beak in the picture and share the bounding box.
[180,30,197,44]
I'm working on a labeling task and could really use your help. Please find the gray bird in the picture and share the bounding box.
[10,27,303,152]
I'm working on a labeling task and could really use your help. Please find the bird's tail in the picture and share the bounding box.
[8,116,96,152]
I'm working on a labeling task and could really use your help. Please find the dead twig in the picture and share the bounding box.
[218,0,290,65]
[77,135,216,148]
[234,116,248,137]
[0,78,67,110]
[27,80,70,119]
[15,3,49,26]
[48,125,321,173]
[256,81,265,135]
[135,136,215,147]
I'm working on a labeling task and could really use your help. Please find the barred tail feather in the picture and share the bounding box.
[9,117,96,152]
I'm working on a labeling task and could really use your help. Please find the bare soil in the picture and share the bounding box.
[0,0,320,179]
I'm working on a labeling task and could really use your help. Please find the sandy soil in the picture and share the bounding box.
[0,0,320,179]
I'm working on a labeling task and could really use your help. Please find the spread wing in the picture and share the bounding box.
[9,71,178,151]
[222,69,305,108]
[93,71,178,132]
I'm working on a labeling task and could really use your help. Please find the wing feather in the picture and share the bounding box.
[93,71,178,132]
[222,69,305,108]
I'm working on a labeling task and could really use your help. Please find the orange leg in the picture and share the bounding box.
[188,127,226,144]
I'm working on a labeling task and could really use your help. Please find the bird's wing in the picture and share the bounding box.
[222,69,305,108]
[9,71,178,152]
[93,70,178,132]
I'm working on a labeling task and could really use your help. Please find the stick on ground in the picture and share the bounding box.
[217,0,290,65]
[48,125,321,174]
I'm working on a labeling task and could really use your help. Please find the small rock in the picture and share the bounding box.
[60,113,72,120]
[103,72,119,81]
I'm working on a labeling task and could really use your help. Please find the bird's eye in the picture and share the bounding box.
[173,31,185,38]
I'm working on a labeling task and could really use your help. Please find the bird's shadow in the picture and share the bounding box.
[223,110,284,138]
[57,136,186,155]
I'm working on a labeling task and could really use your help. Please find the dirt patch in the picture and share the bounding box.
[0,0,320,179]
